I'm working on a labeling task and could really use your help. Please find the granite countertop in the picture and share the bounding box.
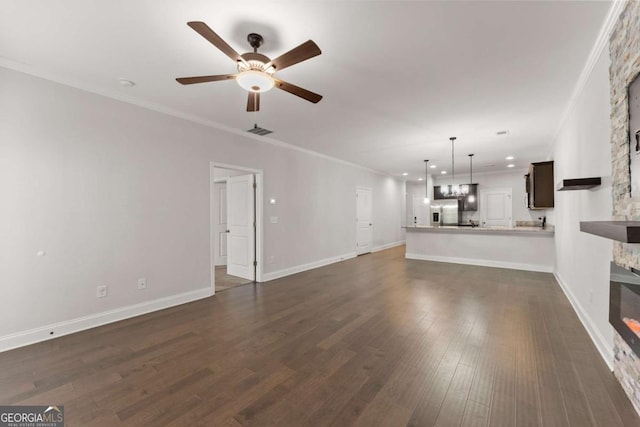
[404,225,554,235]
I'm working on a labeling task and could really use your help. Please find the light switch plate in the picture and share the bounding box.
[96,285,108,298]
[270,216,278,224]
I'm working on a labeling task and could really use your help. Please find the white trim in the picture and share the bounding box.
[553,271,614,370]
[0,287,213,353]
[405,253,553,273]
[262,252,358,282]
[210,162,264,287]
[372,240,406,252]
[549,0,625,156]
[0,60,385,176]
[261,243,404,283]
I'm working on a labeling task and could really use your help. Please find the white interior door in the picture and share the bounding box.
[214,182,227,266]
[226,174,255,280]
[356,187,373,255]
[481,188,512,227]
[412,197,429,225]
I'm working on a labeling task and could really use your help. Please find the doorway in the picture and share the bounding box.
[210,163,264,293]
[356,186,373,255]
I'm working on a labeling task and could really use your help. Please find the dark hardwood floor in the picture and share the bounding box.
[215,266,253,292]
[1,246,638,426]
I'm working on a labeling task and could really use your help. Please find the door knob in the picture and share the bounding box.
[369,223,372,226]
[225,230,230,233]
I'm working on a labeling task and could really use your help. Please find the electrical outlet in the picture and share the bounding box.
[138,277,147,290]
[268,255,275,264]
[96,285,108,298]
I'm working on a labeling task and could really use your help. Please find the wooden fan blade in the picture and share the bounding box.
[187,21,246,65]
[274,79,322,103]
[247,92,260,112]
[176,74,236,85]
[268,40,321,71]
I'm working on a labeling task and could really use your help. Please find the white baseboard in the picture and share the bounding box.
[553,272,614,370]
[405,253,553,273]
[0,287,214,353]
[263,252,358,282]
[372,240,406,252]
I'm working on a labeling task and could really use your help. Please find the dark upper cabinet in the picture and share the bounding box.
[433,186,454,200]
[461,184,478,211]
[525,161,554,209]
[433,184,478,211]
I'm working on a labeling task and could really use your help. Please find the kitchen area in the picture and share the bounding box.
[405,158,557,273]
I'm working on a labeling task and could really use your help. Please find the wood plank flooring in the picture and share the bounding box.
[215,266,253,292]
[1,245,638,426]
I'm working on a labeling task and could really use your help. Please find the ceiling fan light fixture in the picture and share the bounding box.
[178,24,322,111]
[236,70,275,93]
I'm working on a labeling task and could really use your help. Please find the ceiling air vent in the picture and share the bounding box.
[247,124,273,136]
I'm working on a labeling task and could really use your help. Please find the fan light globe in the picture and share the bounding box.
[236,70,275,93]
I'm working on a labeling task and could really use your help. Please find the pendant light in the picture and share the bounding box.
[440,137,469,197]
[423,160,430,204]
[467,154,475,203]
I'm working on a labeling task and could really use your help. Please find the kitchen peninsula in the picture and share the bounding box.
[405,225,555,272]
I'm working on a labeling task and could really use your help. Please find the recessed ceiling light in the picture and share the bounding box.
[441,170,447,174]
[418,178,423,181]
[430,165,437,169]
[505,156,514,160]
[497,130,510,136]
[507,164,515,168]
[118,78,136,87]
[402,172,408,176]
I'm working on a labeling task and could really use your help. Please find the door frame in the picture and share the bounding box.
[210,162,264,293]
[212,179,227,266]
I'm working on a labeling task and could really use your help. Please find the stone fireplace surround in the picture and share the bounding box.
[610,0,640,415]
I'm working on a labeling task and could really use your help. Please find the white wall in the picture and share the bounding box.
[0,67,405,345]
[406,229,555,273]
[551,45,614,365]
[432,169,542,224]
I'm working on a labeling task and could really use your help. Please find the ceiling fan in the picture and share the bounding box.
[176,21,323,112]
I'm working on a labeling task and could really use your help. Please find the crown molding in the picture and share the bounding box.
[0,58,388,177]
[548,0,626,158]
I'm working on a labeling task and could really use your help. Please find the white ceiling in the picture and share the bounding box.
[0,1,612,179]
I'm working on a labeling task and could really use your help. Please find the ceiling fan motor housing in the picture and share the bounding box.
[247,33,264,50]
[238,52,274,74]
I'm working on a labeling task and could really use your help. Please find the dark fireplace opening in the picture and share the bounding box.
[611,262,640,355]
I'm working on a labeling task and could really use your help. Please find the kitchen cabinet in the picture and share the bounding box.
[461,184,478,211]
[525,161,554,209]
[433,186,456,200]
[433,184,478,211]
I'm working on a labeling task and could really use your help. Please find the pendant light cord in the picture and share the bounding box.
[424,159,429,200]
[450,137,456,186]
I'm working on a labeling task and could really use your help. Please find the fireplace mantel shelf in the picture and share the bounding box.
[580,221,640,243]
